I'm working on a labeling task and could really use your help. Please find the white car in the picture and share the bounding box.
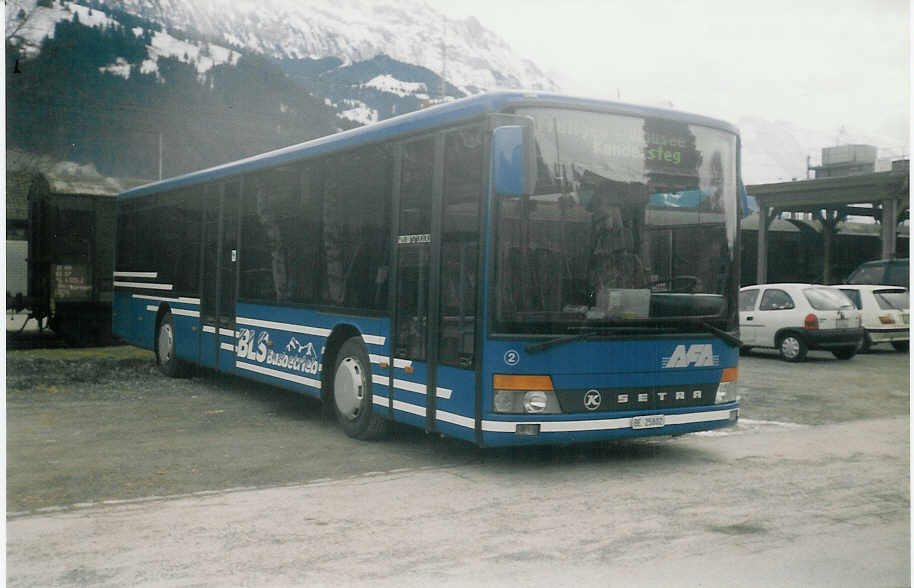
[837,285,909,352]
[739,283,864,362]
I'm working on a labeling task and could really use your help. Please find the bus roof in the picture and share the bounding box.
[120,91,740,199]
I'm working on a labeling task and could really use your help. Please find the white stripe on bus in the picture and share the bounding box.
[144,305,199,318]
[480,409,735,433]
[236,316,385,346]
[133,294,200,305]
[392,399,426,417]
[370,375,452,399]
[436,410,475,429]
[203,326,236,336]
[115,281,173,290]
[220,342,234,351]
[114,271,158,278]
[368,354,413,369]
[370,395,428,418]
[236,361,322,389]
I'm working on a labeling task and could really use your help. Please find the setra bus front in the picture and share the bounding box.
[480,102,741,446]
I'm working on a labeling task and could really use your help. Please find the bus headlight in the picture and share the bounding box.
[715,368,740,404]
[492,389,561,414]
[524,390,549,413]
[492,375,561,414]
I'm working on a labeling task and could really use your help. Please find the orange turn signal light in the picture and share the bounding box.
[721,367,739,382]
[492,374,554,391]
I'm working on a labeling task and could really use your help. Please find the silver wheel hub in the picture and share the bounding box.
[158,323,173,363]
[334,357,364,420]
[781,337,800,359]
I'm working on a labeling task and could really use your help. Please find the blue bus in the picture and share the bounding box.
[114,91,741,446]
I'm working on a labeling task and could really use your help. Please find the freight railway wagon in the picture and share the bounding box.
[8,170,138,345]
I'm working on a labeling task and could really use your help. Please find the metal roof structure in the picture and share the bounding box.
[745,162,909,284]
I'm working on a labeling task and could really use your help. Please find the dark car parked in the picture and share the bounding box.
[846,258,909,288]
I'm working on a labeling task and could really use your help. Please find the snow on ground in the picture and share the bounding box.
[8,2,240,81]
[7,2,117,55]
[339,100,378,125]
[147,30,240,77]
[362,75,427,98]
[98,57,131,80]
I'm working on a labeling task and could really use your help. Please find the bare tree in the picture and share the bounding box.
[6,0,41,43]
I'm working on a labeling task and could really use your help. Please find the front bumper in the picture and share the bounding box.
[479,403,740,446]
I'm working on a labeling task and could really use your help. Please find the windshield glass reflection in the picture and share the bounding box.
[494,107,739,334]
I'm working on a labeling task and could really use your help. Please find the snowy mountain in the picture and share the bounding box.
[5,1,906,184]
[7,0,556,95]
[115,0,557,94]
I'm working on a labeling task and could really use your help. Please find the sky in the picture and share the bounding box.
[428,0,910,153]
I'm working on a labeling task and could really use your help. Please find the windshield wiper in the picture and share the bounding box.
[523,321,742,354]
[524,326,671,353]
[525,332,598,353]
[678,320,742,348]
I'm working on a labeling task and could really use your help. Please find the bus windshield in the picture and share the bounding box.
[494,107,739,334]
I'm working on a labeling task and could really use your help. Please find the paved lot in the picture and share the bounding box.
[4,341,910,586]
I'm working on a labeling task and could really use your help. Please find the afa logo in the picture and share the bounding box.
[662,344,719,368]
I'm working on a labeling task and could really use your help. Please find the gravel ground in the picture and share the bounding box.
[6,343,910,515]
[6,345,481,513]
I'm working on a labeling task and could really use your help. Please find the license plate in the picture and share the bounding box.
[632,415,665,429]
[836,318,850,329]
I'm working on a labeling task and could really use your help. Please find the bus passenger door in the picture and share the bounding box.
[392,136,441,428]
[199,181,241,371]
[391,127,484,437]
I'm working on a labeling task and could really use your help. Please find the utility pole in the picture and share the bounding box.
[440,17,447,100]
[158,132,163,180]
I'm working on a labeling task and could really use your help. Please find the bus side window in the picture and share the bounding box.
[291,164,323,304]
[321,146,392,310]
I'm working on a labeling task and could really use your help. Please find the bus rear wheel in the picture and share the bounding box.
[332,336,389,440]
[156,313,189,378]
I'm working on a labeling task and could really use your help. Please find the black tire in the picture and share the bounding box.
[832,347,857,360]
[778,333,807,362]
[330,336,389,440]
[891,341,909,352]
[156,313,189,377]
[859,332,873,353]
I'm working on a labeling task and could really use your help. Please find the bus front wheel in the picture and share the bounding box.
[332,336,389,440]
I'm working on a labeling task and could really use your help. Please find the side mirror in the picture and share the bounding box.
[492,122,537,196]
